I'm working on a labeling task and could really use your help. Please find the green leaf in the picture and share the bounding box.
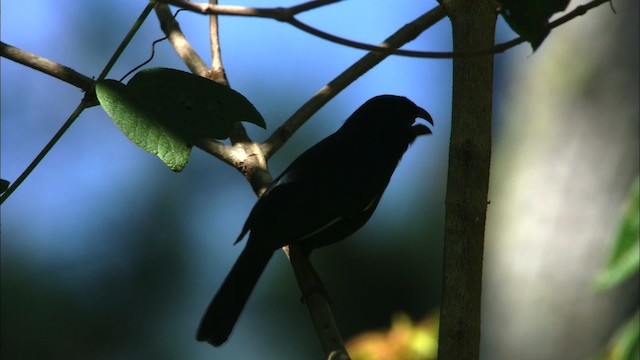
[95,67,266,171]
[128,67,266,141]
[0,179,10,194]
[594,177,640,291]
[500,0,570,50]
[601,312,639,360]
[96,79,192,171]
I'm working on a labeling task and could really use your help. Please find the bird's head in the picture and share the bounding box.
[341,95,434,143]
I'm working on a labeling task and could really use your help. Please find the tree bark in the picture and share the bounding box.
[437,1,496,359]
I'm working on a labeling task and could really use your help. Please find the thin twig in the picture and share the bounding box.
[288,0,342,15]
[0,99,90,204]
[549,0,610,29]
[119,36,168,82]
[98,2,156,81]
[261,6,448,158]
[487,0,612,54]
[159,0,339,19]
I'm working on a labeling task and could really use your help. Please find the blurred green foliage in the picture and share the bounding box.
[593,178,640,360]
[595,177,640,291]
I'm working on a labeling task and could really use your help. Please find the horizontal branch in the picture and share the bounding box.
[158,0,340,19]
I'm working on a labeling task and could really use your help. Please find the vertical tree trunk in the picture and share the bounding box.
[437,1,497,359]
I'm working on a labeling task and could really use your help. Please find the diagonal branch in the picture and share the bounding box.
[155,3,210,77]
[1,41,94,92]
[260,5,448,158]
[0,99,91,204]
[487,0,612,55]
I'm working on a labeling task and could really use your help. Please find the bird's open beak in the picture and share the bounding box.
[411,106,434,137]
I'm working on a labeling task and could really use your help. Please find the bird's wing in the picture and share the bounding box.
[240,135,382,249]
[242,174,354,248]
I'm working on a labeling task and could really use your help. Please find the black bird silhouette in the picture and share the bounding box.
[196,95,433,346]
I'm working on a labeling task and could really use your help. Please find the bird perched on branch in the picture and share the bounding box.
[196,95,434,346]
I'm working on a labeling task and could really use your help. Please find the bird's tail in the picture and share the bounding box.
[196,244,273,346]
